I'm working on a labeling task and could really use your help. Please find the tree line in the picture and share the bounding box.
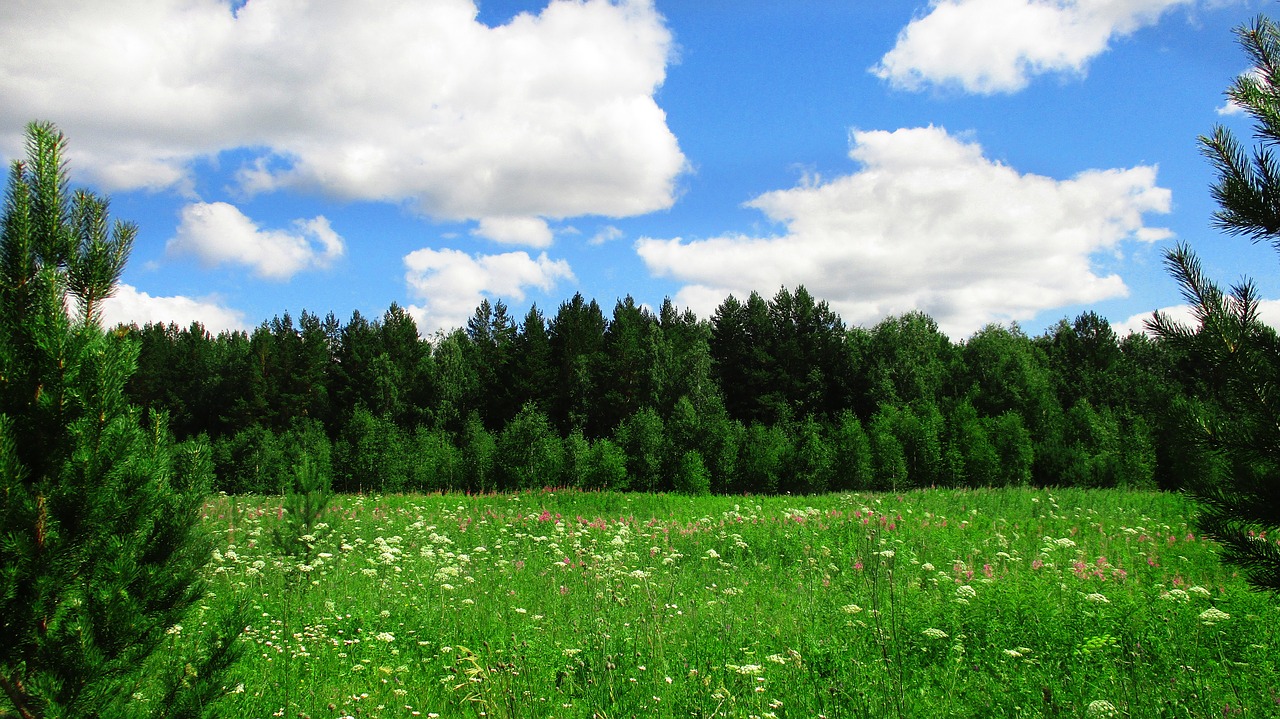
[120,286,1208,496]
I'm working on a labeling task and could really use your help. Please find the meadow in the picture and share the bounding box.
[192,488,1280,718]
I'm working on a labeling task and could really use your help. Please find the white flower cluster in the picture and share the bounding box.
[1198,607,1230,625]
[1086,699,1118,718]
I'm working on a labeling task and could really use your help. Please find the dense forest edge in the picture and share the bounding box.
[119,288,1214,497]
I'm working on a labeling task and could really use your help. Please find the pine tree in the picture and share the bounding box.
[1148,16,1280,592]
[0,121,242,717]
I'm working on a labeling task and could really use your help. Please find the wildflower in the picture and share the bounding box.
[1160,589,1189,602]
[1086,699,1118,718]
[955,585,977,600]
[1198,607,1230,625]
[730,664,763,675]
[921,628,948,640]
[921,562,935,572]
[706,549,721,559]
[375,632,395,643]
[1188,585,1211,597]
[1003,648,1022,658]
[1085,593,1110,604]
[514,608,527,614]
[841,604,863,614]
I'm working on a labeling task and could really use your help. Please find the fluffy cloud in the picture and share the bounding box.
[99,283,247,333]
[403,247,575,335]
[636,126,1172,339]
[165,202,344,280]
[0,0,684,221]
[873,0,1191,93]
[472,217,555,247]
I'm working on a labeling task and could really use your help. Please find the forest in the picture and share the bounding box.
[119,286,1220,497]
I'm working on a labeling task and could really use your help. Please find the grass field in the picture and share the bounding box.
[191,488,1280,718]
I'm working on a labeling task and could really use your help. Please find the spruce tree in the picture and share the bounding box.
[1148,16,1280,592]
[0,121,242,717]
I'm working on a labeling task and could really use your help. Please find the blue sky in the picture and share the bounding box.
[2,0,1275,339]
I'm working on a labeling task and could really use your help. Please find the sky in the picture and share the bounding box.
[2,0,1278,341]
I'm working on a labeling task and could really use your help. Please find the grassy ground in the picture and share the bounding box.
[190,488,1280,718]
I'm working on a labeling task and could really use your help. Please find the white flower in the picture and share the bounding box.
[1161,589,1189,602]
[1086,699,1118,718]
[1085,593,1110,605]
[375,632,395,643]
[1198,607,1230,625]
[841,604,863,614]
[1188,586,1211,597]
[1003,648,1023,658]
[921,628,948,640]
[706,549,721,559]
[955,585,977,600]
[729,664,763,675]
[921,562,935,572]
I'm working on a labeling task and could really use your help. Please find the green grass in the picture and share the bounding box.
[191,488,1280,718]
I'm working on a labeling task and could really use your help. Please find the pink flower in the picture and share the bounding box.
[982,564,993,578]
[1031,559,1044,570]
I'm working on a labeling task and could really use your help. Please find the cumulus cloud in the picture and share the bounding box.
[873,0,1191,94]
[635,126,1172,339]
[1115,299,1280,335]
[165,202,344,280]
[0,0,684,221]
[472,217,555,247]
[403,247,575,335]
[99,283,247,333]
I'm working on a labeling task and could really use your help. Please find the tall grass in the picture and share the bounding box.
[193,488,1279,718]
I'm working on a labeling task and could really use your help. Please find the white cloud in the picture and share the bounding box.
[873,0,1191,94]
[635,126,1172,339]
[166,202,344,280]
[0,0,684,221]
[403,247,575,335]
[589,225,626,245]
[99,283,247,333]
[472,216,555,247]
[1115,299,1280,335]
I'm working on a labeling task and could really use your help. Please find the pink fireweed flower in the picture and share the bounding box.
[1031,558,1044,570]
[983,564,994,578]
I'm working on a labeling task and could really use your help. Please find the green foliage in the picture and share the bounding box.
[334,407,409,493]
[829,410,873,490]
[1146,14,1280,593]
[496,403,565,490]
[735,422,788,494]
[0,121,241,718]
[615,407,665,493]
[270,452,335,563]
[672,450,711,496]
